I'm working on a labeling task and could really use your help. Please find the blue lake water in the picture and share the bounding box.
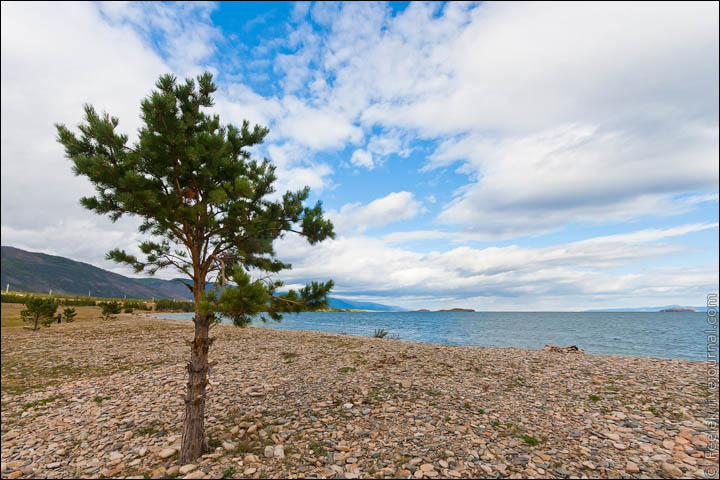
[153,311,714,361]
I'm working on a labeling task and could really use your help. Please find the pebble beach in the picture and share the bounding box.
[1,314,718,479]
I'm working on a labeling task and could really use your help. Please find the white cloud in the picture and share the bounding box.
[268,1,718,235]
[435,124,718,238]
[275,223,719,310]
[215,84,284,132]
[383,222,719,251]
[1,2,168,234]
[383,230,454,243]
[364,129,412,163]
[350,149,374,169]
[97,1,221,77]
[575,222,719,245]
[264,143,333,195]
[0,2,217,279]
[274,97,363,150]
[329,191,423,234]
[0,2,337,282]
[291,2,311,23]
[1,1,717,311]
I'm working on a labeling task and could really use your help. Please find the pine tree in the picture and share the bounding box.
[20,297,58,330]
[101,301,122,320]
[62,307,78,322]
[56,72,335,462]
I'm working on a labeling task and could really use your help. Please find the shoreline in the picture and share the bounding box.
[149,313,708,363]
[2,315,717,479]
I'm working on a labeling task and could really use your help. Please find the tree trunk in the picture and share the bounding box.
[179,306,211,463]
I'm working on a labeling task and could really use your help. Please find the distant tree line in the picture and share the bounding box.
[154,299,194,312]
[3,294,165,311]
[59,297,99,306]
[2,293,99,306]
[1,293,31,304]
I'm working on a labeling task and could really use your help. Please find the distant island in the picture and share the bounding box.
[415,308,476,312]
[585,305,708,312]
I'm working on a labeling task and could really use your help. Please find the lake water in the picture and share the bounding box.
[153,311,713,361]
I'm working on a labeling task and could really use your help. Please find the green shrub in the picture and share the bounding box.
[373,328,389,338]
[20,297,58,330]
[101,301,122,320]
[62,307,77,322]
[520,435,540,446]
[155,298,194,312]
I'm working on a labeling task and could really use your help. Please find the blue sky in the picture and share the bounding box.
[1,1,718,310]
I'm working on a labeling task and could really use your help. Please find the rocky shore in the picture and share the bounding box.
[1,315,717,479]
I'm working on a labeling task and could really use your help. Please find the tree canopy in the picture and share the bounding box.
[21,297,58,330]
[56,72,334,320]
[56,72,336,462]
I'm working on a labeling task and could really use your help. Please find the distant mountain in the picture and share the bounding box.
[327,297,406,311]
[0,246,405,310]
[585,305,709,312]
[1,246,194,300]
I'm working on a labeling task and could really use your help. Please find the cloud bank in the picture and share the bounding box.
[1,1,717,309]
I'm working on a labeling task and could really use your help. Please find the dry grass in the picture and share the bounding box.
[1,303,103,327]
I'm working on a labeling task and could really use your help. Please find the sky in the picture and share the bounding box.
[1,1,718,311]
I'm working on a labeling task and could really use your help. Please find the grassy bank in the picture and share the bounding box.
[0,303,103,328]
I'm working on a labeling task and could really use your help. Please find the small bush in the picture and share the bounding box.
[62,307,77,323]
[20,297,58,330]
[101,301,122,320]
[281,352,298,363]
[309,441,326,456]
[206,436,222,450]
[373,328,389,338]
